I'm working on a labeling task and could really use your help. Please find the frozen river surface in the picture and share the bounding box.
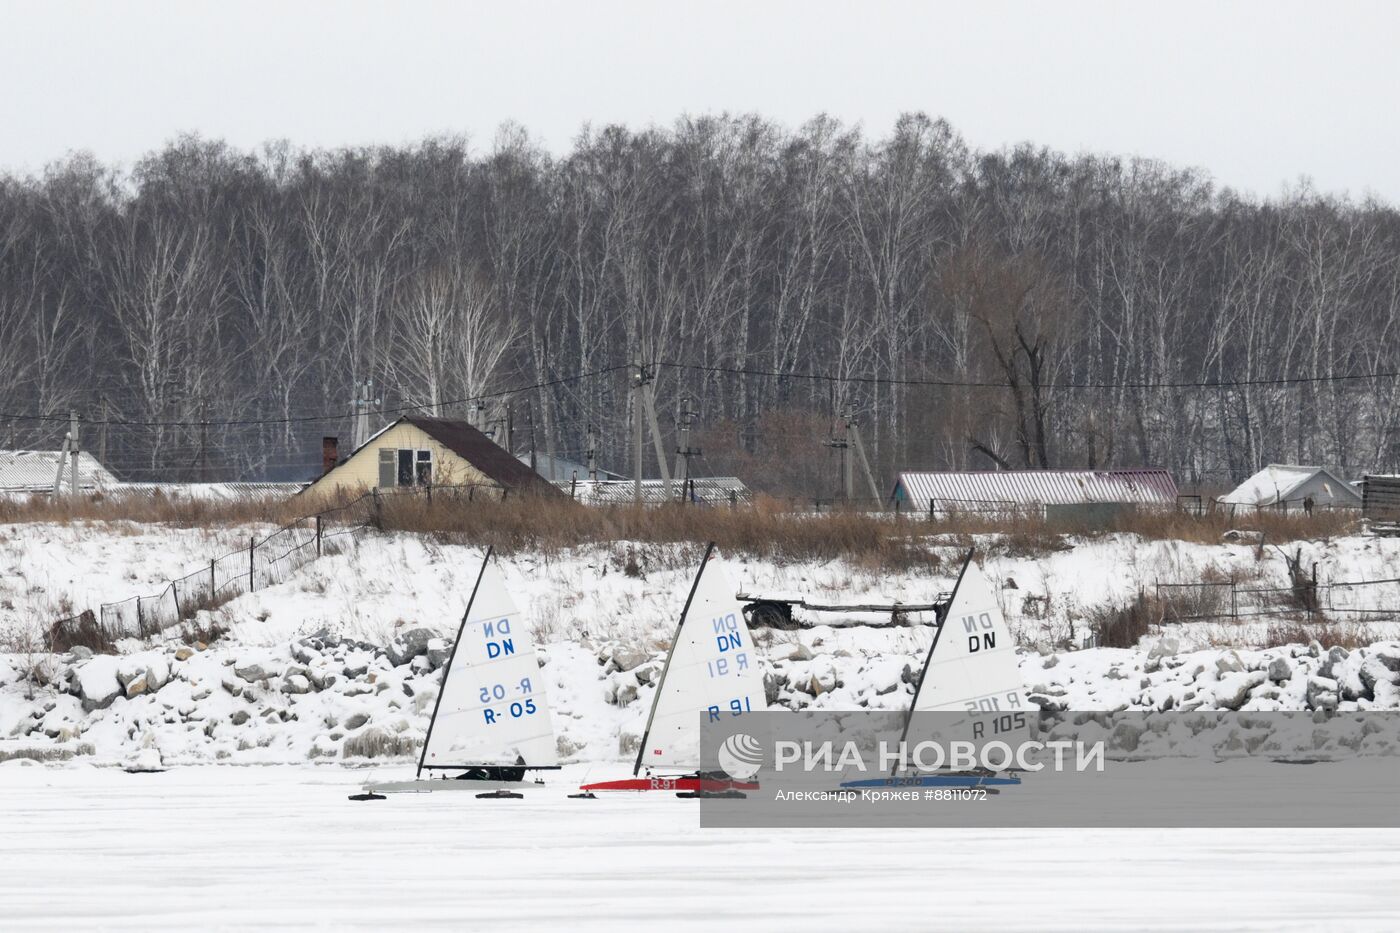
[2,765,1398,931]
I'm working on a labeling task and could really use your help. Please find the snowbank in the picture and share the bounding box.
[6,626,1400,767]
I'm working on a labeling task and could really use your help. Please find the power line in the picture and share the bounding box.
[0,366,628,428]
[658,360,1400,391]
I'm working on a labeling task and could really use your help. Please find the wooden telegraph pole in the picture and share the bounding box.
[631,363,673,504]
[586,423,599,482]
[69,409,80,499]
[632,366,644,505]
[673,397,700,502]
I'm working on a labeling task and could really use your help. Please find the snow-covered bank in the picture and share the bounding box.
[6,623,1400,768]
[7,524,1400,653]
[6,523,1400,767]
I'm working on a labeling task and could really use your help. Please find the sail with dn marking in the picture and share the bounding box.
[907,550,1028,724]
[417,549,557,772]
[633,544,766,773]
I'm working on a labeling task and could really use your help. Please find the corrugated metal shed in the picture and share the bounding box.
[1218,465,1361,508]
[566,477,751,506]
[0,450,118,493]
[109,482,305,501]
[893,469,1178,510]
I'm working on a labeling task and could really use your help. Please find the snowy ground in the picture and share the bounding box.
[5,522,1400,930]
[0,522,274,636]
[7,523,1400,653]
[4,764,1399,931]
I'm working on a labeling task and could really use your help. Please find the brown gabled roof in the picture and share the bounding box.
[402,416,562,496]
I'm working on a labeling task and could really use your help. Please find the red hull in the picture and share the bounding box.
[579,776,760,794]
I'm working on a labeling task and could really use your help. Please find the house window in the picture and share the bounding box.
[379,448,433,488]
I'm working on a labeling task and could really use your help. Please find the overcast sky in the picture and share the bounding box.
[3,0,1398,200]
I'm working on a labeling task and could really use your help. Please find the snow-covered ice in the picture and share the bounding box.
[3,764,1399,931]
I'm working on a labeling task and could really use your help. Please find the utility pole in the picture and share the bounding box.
[824,413,853,501]
[641,379,671,499]
[351,379,380,449]
[842,417,854,501]
[673,397,700,497]
[52,429,70,500]
[586,423,599,482]
[526,402,537,473]
[98,394,109,468]
[69,409,80,499]
[198,400,209,483]
[542,397,558,482]
[505,403,514,456]
[632,366,645,505]
[848,414,882,504]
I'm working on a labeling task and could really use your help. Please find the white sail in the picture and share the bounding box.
[419,555,557,769]
[636,548,766,772]
[909,554,1028,722]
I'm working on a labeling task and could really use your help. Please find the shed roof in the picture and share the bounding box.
[1218,465,1361,507]
[110,482,304,501]
[893,469,1178,507]
[0,450,118,492]
[568,477,751,506]
[517,452,626,483]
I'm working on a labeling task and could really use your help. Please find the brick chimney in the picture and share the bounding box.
[322,437,339,476]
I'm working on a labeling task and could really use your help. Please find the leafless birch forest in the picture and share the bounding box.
[3,114,1399,492]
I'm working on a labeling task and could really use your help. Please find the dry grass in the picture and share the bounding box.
[0,491,300,528]
[0,489,1365,577]
[1261,620,1378,651]
[1084,591,1158,648]
[374,494,942,571]
[48,610,118,654]
[1084,586,1243,648]
[1110,507,1358,544]
[178,612,230,648]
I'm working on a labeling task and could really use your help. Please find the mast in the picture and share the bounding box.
[415,546,494,779]
[896,547,975,757]
[632,541,718,776]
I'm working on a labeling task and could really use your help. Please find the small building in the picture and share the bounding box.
[1361,475,1400,529]
[109,482,306,501]
[516,452,626,484]
[1217,465,1362,512]
[0,449,118,497]
[567,477,751,507]
[302,416,562,501]
[891,469,1179,520]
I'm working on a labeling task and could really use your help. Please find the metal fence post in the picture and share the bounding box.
[315,515,322,557]
[249,537,255,592]
[171,582,182,622]
[210,559,216,600]
[136,598,143,637]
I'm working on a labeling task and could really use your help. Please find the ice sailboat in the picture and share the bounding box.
[578,543,767,797]
[842,548,1029,790]
[356,547,558,798]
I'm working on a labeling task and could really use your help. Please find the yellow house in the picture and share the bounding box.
[302,416,561,501]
